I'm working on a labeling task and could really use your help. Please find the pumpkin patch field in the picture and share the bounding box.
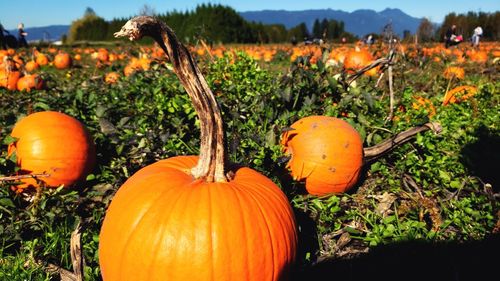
[0,20,499,280]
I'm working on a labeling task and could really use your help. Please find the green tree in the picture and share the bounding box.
[312,19,321,38]
[68,7,108,43]
[288,22,309,42]
[417,18,435,42]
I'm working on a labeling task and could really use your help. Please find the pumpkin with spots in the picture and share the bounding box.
[281,116,363,195]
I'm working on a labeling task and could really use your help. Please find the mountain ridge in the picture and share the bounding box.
[240,8,425,37]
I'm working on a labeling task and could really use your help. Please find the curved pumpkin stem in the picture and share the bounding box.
[114,16,227,182]
[363,122,442,161]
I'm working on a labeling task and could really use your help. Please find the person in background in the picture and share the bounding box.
[444,24,457,48]
[17,23,28,48]
[0,22,8,50]
[365,34,374,45]
[471,26,483,48]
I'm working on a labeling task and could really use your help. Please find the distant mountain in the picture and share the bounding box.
[240,8,424,37]
[7,25,69,42]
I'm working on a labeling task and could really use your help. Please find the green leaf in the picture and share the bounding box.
[439,170,451,182]
[0,198,15,208]
[449,180,461,189]
[3,135,17,145]
[33,102,51,111]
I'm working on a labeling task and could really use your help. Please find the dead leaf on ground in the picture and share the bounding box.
[374,192,397,217]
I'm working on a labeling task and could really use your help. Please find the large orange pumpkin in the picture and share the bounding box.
[281,116,363,195]
[8,111,95,190]
[99,16,297,281]
[99,155,297,280]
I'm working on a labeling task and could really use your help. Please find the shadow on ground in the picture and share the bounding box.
[460,125,500,191]
[291,234,500,281]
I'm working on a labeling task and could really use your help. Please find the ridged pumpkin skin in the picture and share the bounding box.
[99,155,297,281]
[8,111,95,189]
[281,116,363,195]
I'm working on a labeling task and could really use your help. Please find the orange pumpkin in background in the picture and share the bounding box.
[8,111,96,190]
[17,74,44,92]
[104,72,120,84]
[35,53,49,66]
[443,86,478,105]
[97,48,109,62]
[54,52,72,69]
[24,60,40,72]
[281,116,364,195]
[443,66,465,80]
[0,66,21,90]
[343,47,377,76]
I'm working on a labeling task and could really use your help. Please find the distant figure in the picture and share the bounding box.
[471,26,483,48]
[341,37,346,43]
[0,22,8,50]
[444,24,462,48]
[365,34,374,45]
[17,23,28,48]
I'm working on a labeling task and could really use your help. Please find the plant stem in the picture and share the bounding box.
[114,16,227,182]
[363,122,442,161]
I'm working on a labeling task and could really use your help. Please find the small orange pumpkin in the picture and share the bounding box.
[97,48,109,62]
[443,86,478,105]
[0,57,21,90]
[412,96,436,118]
[17,74,44,92]
[343,47,377,76]
[54,52,72,69]
[8,111,96,190]
[443,66,465,80]
[104,72,120,84]
[35,53,49,66]
[25,60,40,72]
[281,116,364,195]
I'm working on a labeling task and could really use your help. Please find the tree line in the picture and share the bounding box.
[67,5,499,44]
[66,4,352,44]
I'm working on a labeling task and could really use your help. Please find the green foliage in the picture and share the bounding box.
[0,44,498,279]
[68,8,109,43]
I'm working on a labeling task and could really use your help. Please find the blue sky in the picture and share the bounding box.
[1,0,498,29]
